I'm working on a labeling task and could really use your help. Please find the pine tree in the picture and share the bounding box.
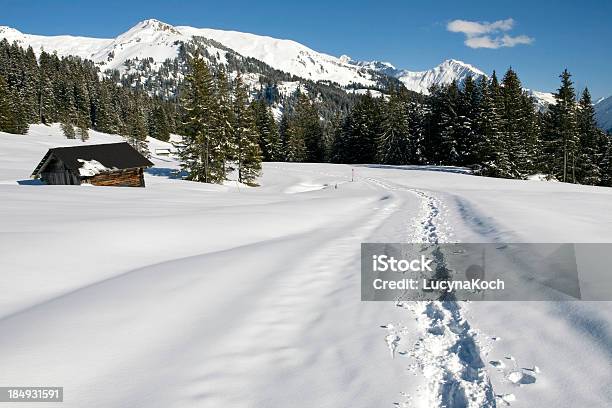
[148,104,171,141]
[290,90,324,162]
[575,88,603,185]
[0,75,13,132]
[124,97,149,155]
[251,99,281,161]
[519,92,540,175]
[95,81,121,134]
[546,69,579,182]
[322,113,340,162]
[22,46,40,124]
[278,110,292,161]
[178,56,221,183]
[341,92,383,163]
[7,89,29,134]
[474,75,500,174]
[77,121,89,142]
[214,67,234,176]
[500,68,528,178]
[38,52,57,124]
[600,134,612,187]
[456,75,479,165]
[406,99,426,164]
[377,89,411,164]
[424,84,444,164]
[438,81,460,165]
[284,121,307,162]
[61,121,76,139]
[232,74,262,184]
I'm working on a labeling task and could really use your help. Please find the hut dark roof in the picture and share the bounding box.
[32,142,153,177]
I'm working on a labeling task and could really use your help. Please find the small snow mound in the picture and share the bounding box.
[284,183,326,194]
[527,173,558,182]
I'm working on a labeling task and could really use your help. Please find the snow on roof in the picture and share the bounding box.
[77,159,116,177]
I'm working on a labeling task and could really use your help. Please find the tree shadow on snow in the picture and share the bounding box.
[355,164,472,174]
[17,179,45,185]
[146,167,188,179]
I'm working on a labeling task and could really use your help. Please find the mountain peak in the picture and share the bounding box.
[339,54,352,64]
[130,19,182,35]
[438,59,485,76]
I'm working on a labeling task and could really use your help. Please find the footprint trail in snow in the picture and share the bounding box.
[367,178,495,407]
[366,177,538,407]
[402,188,496,408]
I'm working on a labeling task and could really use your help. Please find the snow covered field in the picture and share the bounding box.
[1,125,611,407]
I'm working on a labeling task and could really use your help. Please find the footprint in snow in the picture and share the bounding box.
[489,360,505,369]
[507,371,537,385]
[385,334,401,358]
[496,393,516,406]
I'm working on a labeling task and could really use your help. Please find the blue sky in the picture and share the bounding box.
[2,0,611,99]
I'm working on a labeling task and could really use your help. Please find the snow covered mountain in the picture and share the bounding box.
[0,19,383,87]
[349,58,487,95]
[595,95,612,132]
[352,57,558,110]
[176,26,381,87]
[394,59,485,94]
[0,19,556,107]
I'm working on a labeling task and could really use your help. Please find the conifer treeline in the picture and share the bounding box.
[329,69,612,186]
[0,39,176,153]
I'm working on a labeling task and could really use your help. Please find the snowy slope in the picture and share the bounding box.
[524,89,557,111]
[0,25,112,61]
[177,26,379,87]
[1,126,612,408]
[595,95,612,131]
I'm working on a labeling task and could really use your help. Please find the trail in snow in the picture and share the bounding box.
[404,188,496,408]
[366,177,495,407]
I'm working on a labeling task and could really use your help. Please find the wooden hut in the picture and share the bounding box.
[31,142,154,187]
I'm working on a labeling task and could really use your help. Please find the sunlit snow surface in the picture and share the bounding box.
[1,125,611,408]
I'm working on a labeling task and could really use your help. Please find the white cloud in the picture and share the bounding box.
[465,36,500,49]
[447,18,533,49]
[500,34,534,47]
[447,18,514,36]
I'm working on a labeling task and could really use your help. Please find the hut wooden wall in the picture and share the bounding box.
[40,156,81,185]
[87,168,145,187]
